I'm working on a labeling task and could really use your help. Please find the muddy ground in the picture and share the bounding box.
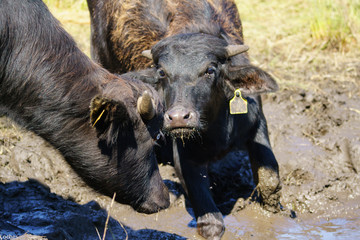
[1,15,360,237]
[1,54,359,239]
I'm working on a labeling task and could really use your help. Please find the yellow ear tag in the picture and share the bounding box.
[229,89,248,114]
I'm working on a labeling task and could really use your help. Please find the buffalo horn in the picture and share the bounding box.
[141,50,153,60]
[137,90,156,120]
[225,44,249,57]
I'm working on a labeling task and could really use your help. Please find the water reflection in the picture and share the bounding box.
[225,213,360,240]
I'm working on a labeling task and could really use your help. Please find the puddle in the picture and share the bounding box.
[2,178,359,240]
[1,77,360,239]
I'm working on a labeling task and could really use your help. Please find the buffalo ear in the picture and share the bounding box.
[121,68,158,86]
[224,64,278,95]
[90,96,130,134]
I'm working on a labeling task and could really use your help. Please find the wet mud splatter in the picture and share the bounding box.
[1,62,360,239]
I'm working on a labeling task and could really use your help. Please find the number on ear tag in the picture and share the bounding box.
[229,89,248,114]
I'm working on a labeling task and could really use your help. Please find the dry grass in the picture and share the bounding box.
[43,0,360,94]
[236,0,360,93]
[44,0,91,56]
[238,0,360,51]
[309,0,360,50]
[0,118,22,156]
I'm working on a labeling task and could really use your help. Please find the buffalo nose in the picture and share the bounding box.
[165,107,195,128]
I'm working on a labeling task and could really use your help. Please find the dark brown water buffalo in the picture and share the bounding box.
[0,0,170,213]
[87,0,281,238]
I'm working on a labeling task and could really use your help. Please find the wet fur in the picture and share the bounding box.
[87,0,281,238]
[0,0,168,212]
[87,0,246,73]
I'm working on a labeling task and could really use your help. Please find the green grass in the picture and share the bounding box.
[309,0,360,50]
[237,0,360,52]
[44,0,359,94]
[235,0,359,93]
[44,0,360,53]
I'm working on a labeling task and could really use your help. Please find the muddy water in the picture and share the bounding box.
[1,78,360,239]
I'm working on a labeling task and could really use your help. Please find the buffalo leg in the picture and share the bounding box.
[247,119,281,212]
[173,140,225,240]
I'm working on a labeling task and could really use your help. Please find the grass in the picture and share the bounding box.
[0,118,22,156]
[42,0,359,94]
[44,0,91,56]
[236,0,360,93]
[309,0,360,50]
[44,0,360,54]
[44,0,88,10]
[237,0,360,51]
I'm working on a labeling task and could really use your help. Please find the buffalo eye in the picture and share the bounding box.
[205,66,216,76]
[157,68,166,78]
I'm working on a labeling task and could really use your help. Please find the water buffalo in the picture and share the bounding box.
[0,0,169,213]
[87,0,281,238]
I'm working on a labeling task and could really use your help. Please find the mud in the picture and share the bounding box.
[1,60,360,239]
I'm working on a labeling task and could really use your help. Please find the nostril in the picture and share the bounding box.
[165,108,196,126]
[165,113,172,121]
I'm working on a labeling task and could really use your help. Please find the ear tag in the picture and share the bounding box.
[229,89,248,114]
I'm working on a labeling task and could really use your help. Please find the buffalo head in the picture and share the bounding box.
[136,33,278,139]
[89,78,169,213]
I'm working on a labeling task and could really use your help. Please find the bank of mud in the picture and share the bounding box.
[1,57,359,239]
[2,37,360,239]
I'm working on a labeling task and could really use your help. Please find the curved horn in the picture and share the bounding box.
[141,50,153,60]
[137,90,156,120]
[225,44,249,57]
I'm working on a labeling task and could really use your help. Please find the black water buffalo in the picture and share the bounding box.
[87,0,281,238]
[0,0,169,213]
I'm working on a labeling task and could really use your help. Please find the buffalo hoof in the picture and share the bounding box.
[257,167,281,213]
[197,212,225,240]
[261,190,281,213]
